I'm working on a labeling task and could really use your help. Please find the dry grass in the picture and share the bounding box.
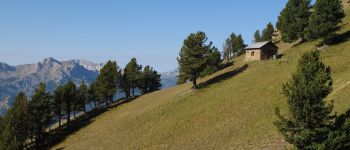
[53,3,350,150]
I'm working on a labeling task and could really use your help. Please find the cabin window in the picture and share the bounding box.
[251,51,254,56]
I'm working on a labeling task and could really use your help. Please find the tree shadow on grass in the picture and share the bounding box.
[330,30,350,45]
[198,64,248,89]
[46,96,140,149]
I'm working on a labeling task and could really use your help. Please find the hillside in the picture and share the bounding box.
[53,3,350,150]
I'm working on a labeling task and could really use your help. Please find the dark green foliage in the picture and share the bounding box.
[124,58,142,97]
[77,80,89,113]
[223,33,245,60]
[139,65,162,94]
[275,50,334,149]
[254,30,262,42]
[0,92,30,150]
[177,31,216,89]
[120,73,131,98]
[321,118,350,149]
[176,69,187,85]
[306,0,345,44]
[53,85,64,128]
[89,81,100,109]
[223,33,236,60]
[28,83,53,147]
[63,81,77,125]
[96,61,120,104]
[277,0,311,43]
[234,35,245,55]
[262,22,275,41]
[201,47,221,76]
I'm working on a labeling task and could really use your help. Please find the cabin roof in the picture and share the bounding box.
[244,41,271,50]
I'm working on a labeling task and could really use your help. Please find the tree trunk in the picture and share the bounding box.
[192,78,198,89]
[58,111,61,128]
[67,104,71,126]
[132,87,135,97]
[73,110,76,118]
[94,100,97,110]
[110,97,113,104]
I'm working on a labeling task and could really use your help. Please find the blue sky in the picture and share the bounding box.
[0,0,291,71]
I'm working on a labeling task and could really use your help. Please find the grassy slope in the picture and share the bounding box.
[54,4,350,150]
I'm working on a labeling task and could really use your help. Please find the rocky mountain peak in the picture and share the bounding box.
[42,57,62,66]
[0,62,15,72]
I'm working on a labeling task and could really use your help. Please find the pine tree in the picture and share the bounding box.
[89,81,99,109]
[63,81,77,126]
[176,69,187,85]
[28,83,52,147]
[201,47,221,76]
[120,73,131,98]
[233,34,245,55]
[96,61,120,105]
[306,0,345,44]
[124,58,142,97]
[275,50,334,149]
[223,33,237,60]
[177,31,213,89]
[149,70,162,92]
[277,0,311,43]
[77,80,89,113]
[53,85,64,128]
[262,22,275,41]
[223,41,231,61]
[254,30,262,42]
[0,92,30,149]
[140,66,162,94]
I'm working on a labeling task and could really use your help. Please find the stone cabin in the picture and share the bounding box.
[244,41,278,62]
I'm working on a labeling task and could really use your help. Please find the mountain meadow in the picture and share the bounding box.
[50,1,350,149]
[1,0,350,149]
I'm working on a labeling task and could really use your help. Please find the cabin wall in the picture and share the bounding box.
[245,49,261,61]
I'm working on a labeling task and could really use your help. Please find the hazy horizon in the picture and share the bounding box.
[0,0,293,71]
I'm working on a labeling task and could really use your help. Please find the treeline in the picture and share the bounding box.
[0,58,161,149]
[254,22,275,42]
[277,0,344,44]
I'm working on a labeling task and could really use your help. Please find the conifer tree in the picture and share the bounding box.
[124,58,142,96]
[275,50,334,149]
[120,73,131,98]
[139,65,162,94]
[177,31,213,89]
[201,47,221,76]
[28,83,52,147]
[96,61,120,105]
[262,22,275,41]
[63,81,77,125]
[0,92,30,149]
[176,69,187,85]
[89,81,100,109]
[222,43,230,61]
[53,85,64,128]
[254,30,262,42]
[234,34,245,54]
[276,0,310,43]
[77,80,89,113]
[306,0,345,44]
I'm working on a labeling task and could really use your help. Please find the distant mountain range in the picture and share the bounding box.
[0,58,178,115]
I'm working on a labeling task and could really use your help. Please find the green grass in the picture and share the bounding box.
[53,3,350,150]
